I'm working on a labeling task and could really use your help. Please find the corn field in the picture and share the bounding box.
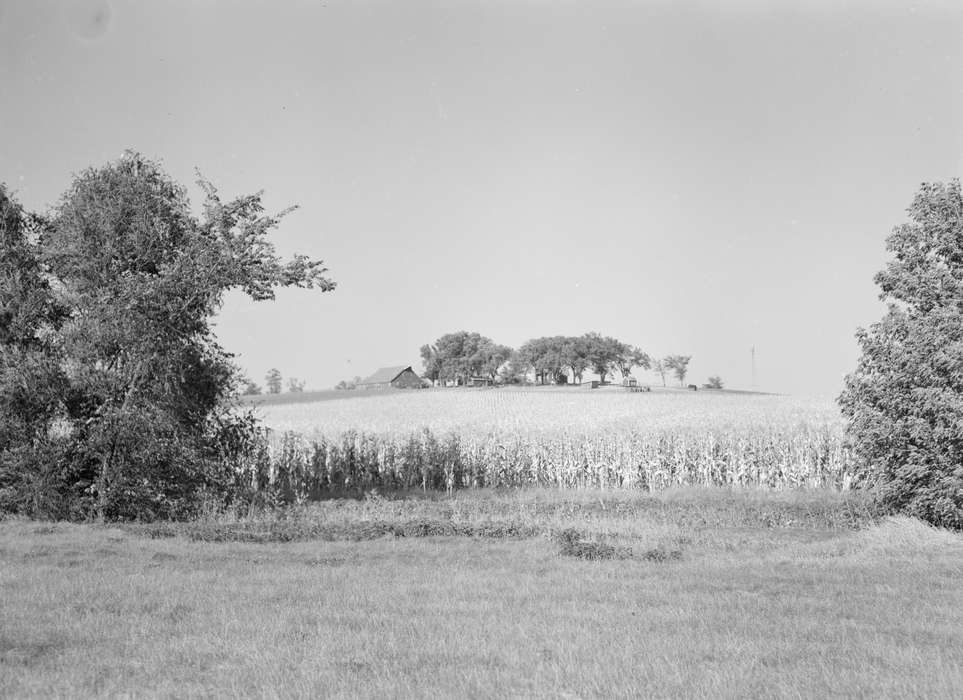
[240,389,856,501]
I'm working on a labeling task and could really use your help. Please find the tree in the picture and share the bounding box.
[422,331,507,385]
[498,351,530,384]
[265,368,282,394]
[287,377,305,393]
[0,185,70,516]
[840,180,963,528]
[585,333,621,383]
[703,376,723,389]
[518,336,567,385]
[419,344,441,384]
[0,152,335,519]
[562,335,592,384]
[614,344,651,380]
[651,359,667,387]
[664,355,692,386]
[472,339,513,382]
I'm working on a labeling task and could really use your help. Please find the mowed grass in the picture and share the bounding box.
[3,489,962,698]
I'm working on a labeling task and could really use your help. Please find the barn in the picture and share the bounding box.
[356,366,424,390]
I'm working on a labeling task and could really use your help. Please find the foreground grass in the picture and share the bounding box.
[2,489,962,698]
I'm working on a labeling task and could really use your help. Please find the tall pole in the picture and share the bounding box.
[751,346,757,392]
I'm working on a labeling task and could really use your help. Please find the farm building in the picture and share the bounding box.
[356,366,424,390]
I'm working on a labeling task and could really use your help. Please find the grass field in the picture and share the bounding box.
[2,489,961,698]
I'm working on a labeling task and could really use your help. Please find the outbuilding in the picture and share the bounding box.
[356,366,424,390]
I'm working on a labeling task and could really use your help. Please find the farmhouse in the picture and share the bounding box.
[357,366,424,390]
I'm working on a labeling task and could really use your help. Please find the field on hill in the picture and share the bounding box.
[245,388,855,496]
[3,490,961,698]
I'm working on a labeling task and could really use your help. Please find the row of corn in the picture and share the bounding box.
[231,425,857,504]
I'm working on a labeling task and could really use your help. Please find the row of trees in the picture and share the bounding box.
[515,334,650,385]
[420,331,698,387]
[0,153,335,519]
[242,369,305,395]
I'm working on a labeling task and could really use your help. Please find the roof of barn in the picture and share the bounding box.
[358,366,414,385]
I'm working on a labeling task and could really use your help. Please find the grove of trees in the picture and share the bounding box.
[0,153,335,520]
[420,332,653,386]
[420,332,512,386]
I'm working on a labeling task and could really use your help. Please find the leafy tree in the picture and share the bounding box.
[287,377,305,393]
[0,185,70,516]
[265,368,282,394]
[498,351,530,384]
[518,336,568,385]
[419,344,441,384]
[614,344,651,379]
[562,335,592,384]
[664,355,692,386]
[0,152,335,519]
[840,180,963,528]
[584,333,622,383]
[472,339,513,382]
[651,358,667,387]
[423,331,508,385]
[703,376,724,389]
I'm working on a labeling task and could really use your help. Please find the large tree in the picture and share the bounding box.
[651,358,668,387]
[613,344,651,380]
[584,333,622,383]
[419,344,441,384]
[0,152,335,519]
[840,180,963,528]
[562,335,592,385]
[518,336,568,385]
[422,331,511,385]
[664,355,692,386]
[472,339,513,382]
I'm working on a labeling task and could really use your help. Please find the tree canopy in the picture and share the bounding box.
[424,332,651,386]
[664,355,692,386]
[840,180,963,528]
[0,152,335,519]
[420,331,512,385]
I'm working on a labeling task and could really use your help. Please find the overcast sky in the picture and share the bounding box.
[2,0,961,395]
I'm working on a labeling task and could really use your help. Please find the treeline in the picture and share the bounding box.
[420,331,697,387]
[241,369,306,395]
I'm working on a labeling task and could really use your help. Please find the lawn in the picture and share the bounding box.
[2,489,961,698]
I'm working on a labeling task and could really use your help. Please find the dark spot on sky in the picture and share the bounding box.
[69,1,112,41]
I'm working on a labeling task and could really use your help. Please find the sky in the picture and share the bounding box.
[2,0,961,395]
